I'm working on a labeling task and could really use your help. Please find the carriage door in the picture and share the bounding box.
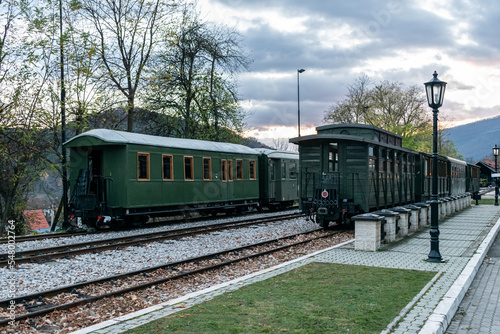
[88,150,104,204]
[269,160,277,201]
[220,156,234,201]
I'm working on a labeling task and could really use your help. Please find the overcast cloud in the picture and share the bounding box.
[196,0,500,142]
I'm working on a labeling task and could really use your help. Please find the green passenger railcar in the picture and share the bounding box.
[466,163,480,195]
[64,129,260,228]
[256,149,299,209]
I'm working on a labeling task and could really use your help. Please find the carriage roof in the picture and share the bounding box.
[253,148,299,160]
[64,129,258,155]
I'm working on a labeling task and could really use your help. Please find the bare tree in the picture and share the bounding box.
[324,74,372,125]
[80,0,177,132]
[147,4,251,141]
[272,138,289,151]
[203,23,251,140]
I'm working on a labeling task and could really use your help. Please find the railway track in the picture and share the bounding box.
[0,228,348,328]
[0,212,304,267]
[0,209,298,245]
[0,231,89,244]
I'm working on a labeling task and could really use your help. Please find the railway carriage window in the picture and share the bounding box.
[369,146,376,171]
[394,152,399,174]
[328,143,338,172]
[236,159,243,180]
[249,160,256,180]
[203,157,212,181]
[270,161,275,181]
[289,162,297,179]
[184,156,194,181]
[369,158,376,171]
[379,149,386,171]
[228,160,233,181]
[387,151,393,173]
[328,152,334,172]
[137,153,150,181]
[162,155,173,181]
[440,162,446,177]
[282,162,286,180]
[221,159,227,182]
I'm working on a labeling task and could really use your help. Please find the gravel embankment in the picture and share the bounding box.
[4,229,353,334]
[0,212,325,300]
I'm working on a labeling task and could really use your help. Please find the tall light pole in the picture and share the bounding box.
[424,71,447,263]
[493,144,499,206]
[297,69,305,137]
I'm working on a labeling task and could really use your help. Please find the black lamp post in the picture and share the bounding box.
[297,69,305,137]
[424,71,447,263]
[493,144,499,206]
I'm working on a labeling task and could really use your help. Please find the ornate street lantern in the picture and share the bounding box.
[424,71,447,263]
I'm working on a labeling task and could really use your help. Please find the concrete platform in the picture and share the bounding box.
[71,204,500,334]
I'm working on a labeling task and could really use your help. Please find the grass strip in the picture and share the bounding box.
[126,262,435,333]
[472,198,496,205]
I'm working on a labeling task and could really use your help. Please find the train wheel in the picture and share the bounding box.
[317,217,329,229]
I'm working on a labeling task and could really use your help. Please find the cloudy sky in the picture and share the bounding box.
[196,0,500,145]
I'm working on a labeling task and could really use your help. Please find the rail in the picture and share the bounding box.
[0,229,346,326]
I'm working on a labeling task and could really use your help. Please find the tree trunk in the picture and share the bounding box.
[127,95,134,132]
[51,196,64,232]
[210,58,218,141]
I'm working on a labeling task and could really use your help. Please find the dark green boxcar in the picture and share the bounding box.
[290,124,418,227]
[64,129,260,228]
[291,123,475,228]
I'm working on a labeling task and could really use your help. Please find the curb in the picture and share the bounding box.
[419,215,500,333]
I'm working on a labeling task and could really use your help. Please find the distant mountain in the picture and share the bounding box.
[446,115,500,162]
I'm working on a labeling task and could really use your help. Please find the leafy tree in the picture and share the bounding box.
[0,0,57,234]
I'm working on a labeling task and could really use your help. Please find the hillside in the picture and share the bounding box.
[445,115,500,162]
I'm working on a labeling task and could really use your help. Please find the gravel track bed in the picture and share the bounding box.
[2,230,353,334]
[0,213,311,300]
[0,211,298,254]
